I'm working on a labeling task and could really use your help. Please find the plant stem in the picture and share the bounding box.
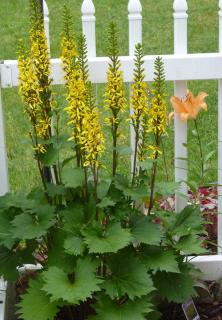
[132,128,139,185]
[194,119,204,181]
[112,122,118,176]
[161,137,169,181]
[148,137,160,215]
[93,164,99,220]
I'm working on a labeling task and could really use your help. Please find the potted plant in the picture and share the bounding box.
[0,1,208,319]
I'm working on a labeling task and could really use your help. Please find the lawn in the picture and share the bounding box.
[0,0,219,192]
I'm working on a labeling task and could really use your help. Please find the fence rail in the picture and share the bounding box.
[1,0,222,279]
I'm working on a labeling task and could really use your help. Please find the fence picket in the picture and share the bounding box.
[173,0,188,212]
[128,0,142,173]
[43,0,50,49]
[0,73,9,195]
[81,0,96,57]
[218,0,222,253]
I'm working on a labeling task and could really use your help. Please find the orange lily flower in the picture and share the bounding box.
[169,90,208,122]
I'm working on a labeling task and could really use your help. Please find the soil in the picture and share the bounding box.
[159,301,222,319]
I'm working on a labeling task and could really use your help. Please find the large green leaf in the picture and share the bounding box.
[0,246,34,281]
[12,204,55,240]
[131,217,162,246]
[171,205,204,236]
[153,271,196,303]
[155,182,180,197]
[103,250,154,300]
[0,211,15,248]
[140,246,180,273]
[62,167,84,189]
[89,295,153,320]
[175,235,207,255]
[47,229,76,272]
[40,145,59,166]
[42,257,103,304]
[64,235,85,256]
[61,204,85,233]
[46,183,66,197]
[17,278,58,320]
[97,179,112,199]
[82,222,132,254]
[97,197,115,208]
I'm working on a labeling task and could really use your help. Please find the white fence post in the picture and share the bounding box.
[43,0,50,50]
[218,0,222,254]
[128,0,142,173]
[173,0,188,212]
[0,66,9,196]
[81,0,96,57]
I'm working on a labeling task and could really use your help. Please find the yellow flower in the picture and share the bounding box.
[33,144,46,154]
[131,81,148,124]
[61,35,78,85]
[18,17,53,142]
[105,70,126,114]
[64,68,88,140]
[148,92,167,136]
[79,108,105,168]
[170,90,208,122]
[148,145,162,159]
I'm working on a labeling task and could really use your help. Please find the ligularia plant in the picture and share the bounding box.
[0,2,207,320]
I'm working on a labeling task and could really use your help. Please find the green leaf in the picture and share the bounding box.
[204,150,216,163]
[175,235,207,255]
[171,205,204,236]
[62,204,85,233]
[97,197,115,208]
[153,271,196,303]
[103,250,154,300]
[40,145,59,166]
[155,182,180,197]
[89,295,153,320]
[139,159,153,171]
[0,211,15,249]
[131,217,162,246]
[62,167,84,188]
[0,246,35,281]
[47,229,76,272]
[97,179,112,199]
[64,236,85,256]
[140,246,180,273]
[17,278,58,320]
[124,184,148,202]
[42,257,103,304]
[82,222,132,254]
[12,204,55,240]
[46,183,66,197]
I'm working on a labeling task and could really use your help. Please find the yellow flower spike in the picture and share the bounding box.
[105,70,126,114]
[79,108,105,168]
[18,15,53,142]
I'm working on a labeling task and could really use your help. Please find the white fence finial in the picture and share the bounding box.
[128,0,142,14]
[219,0,222,10]
[173,0,188,13]
[81,0,96,57]
[43,0,50,49]
[81,0,95,15]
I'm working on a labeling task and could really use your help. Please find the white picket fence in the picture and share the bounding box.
[1,0,222,280]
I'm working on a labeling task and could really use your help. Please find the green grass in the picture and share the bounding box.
[0,0,219,191]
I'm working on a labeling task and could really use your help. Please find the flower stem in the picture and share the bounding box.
[194,119,204,182]
[148,137,160,214]
[161,137,169,181]
[132,129,139,185]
